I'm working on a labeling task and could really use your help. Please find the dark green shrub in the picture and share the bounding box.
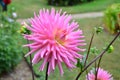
[47,0,95,6]
[104,3,120,34]
[0,13,22,74]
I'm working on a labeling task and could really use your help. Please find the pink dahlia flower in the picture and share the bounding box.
[86,68,113,80]
[23,8,85,75]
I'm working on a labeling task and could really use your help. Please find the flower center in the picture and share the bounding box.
[54,30,66,45]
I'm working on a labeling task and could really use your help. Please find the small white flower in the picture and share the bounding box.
[12,12,17,18]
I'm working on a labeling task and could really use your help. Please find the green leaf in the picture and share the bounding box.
[90,47,100,55]
[107,45,114,53]
[76,59,83,71]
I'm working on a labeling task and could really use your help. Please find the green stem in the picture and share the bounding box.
[94,57,97,80]
[95,54,103,80]
[27,40,35,80]
[84,33,95,80]
[86,70,89,80]
[45,62,49,80]
[84,33,95,67]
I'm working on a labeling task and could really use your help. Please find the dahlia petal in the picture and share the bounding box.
[23,43,34,47]
[68,22,78,32]
[45,51,50,56]
[33,38,44,43]
[62,57,72,68]
[69,50,83,58]
[30,20,41,32]
[51,56,55,70]
[46,44,51,52]
[40,55,48,71]
[64,15,72,25]
[50,8,55,18]
[58,61,64,75]
[43,39,49,45]
[52,50,57,59]
[48,62,52,75]
[26,25,37,32]
[32,52,41,64]
[67,56,77,63]
[25,48,38,57]
[66,40,85,46]
[71,47,84,52]
[68,36,85,40]
[56,53,63,62]
[29,45,41,49]
[78,43,87,46]
[55,46,61,52]
[23,34,31,39]
[68,30,83,36]
[40,48,46,58]
[58,44,66,50]
[62,51,73,58]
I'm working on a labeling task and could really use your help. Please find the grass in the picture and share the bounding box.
[24,17,120,80]
[9,0,120,18]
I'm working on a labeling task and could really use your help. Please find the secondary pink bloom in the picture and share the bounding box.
[23,8,85,75]
[86,68,113,80]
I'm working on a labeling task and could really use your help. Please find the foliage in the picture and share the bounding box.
[47,0,95,6]
[0,12,22,75]
[104,3,120,34]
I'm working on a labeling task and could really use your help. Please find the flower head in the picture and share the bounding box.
[87,68,113,80]
[23,8,86,75]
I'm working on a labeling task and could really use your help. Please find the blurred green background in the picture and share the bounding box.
[9,0,120,18]
[0,0,120,80]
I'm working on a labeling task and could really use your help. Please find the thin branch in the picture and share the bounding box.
[23,52,41,78]
[86,70,89,80]
[84,33,95,67]
[84,33,95,80]
[94,57,97,80]
[27,40,35,80]
[95,54,103,80]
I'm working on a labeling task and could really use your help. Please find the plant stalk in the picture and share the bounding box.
[84,33,95,67]
[45,62,49,80]
[84,33,95,80]
[27,40,35,80]
[95,54,103,80]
